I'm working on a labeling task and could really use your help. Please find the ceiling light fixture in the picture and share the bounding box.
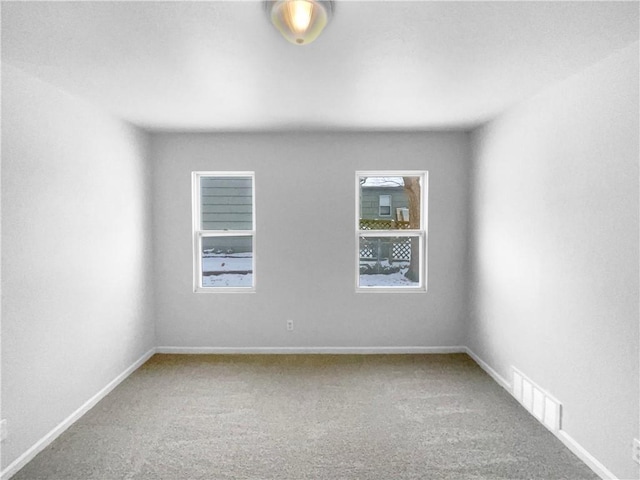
[267,0,334,46]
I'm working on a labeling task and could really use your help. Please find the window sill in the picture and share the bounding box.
[194,287,256,294]
[356,286,427,294]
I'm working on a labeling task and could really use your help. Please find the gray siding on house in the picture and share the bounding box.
[360,186,408,220]
[201,176,253,230]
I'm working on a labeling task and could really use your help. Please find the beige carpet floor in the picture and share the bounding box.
[13,354,598,479]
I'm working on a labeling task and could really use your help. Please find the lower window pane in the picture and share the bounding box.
[359,236,420,287]
[202,236,253,288]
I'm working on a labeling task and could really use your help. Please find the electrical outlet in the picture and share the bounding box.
[286,320,294,331]
[632,438,640,465]
[1,419,7,442]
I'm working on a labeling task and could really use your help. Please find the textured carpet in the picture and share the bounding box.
[13,354,598,479]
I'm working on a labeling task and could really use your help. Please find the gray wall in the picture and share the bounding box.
[1,65,156,470]
[3,34,637,480]
[468,43,639,479]
[151,132,471,349]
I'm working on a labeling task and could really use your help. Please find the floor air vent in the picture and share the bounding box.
[512,367,562,432]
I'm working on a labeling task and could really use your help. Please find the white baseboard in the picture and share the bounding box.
[1,348,156,480]
[464,346,511,392]
[155,346,467,355]
[3,346,619,480]
[558,431,617,480]
[464,347,617,480]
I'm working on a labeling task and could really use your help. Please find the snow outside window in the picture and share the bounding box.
[192,172,255,292]
[357,172,428,292]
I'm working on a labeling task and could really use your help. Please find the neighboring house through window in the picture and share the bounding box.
[192,172,255,292]
[356,171,428,292]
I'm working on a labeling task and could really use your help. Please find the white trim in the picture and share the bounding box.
[2,347,618,480]
[558,431,618,480]
[0,348,155,480]
[464,346,511,392]
[192,172,256,293]
[355,287,428,294]
[358,231,424,238]
[355,171,429,293]
[156,346,467,355]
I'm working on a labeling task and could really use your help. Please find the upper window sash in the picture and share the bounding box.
[193,171,256,233]
[356,171,427,232]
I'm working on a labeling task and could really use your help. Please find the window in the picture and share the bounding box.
[379,195,391,216]
[356,171,427,292]
[192,172,255,292]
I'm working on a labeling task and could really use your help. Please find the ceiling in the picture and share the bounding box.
[2,1,638,131]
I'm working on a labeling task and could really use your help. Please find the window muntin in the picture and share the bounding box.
[193,172,255,292]
[356,172,427,292]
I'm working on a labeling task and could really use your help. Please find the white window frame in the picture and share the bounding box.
[356,171,428,293]
[378,194,392,217]
[192,171,256,293]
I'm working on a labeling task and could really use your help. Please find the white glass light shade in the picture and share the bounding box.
[269,0,332,46]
